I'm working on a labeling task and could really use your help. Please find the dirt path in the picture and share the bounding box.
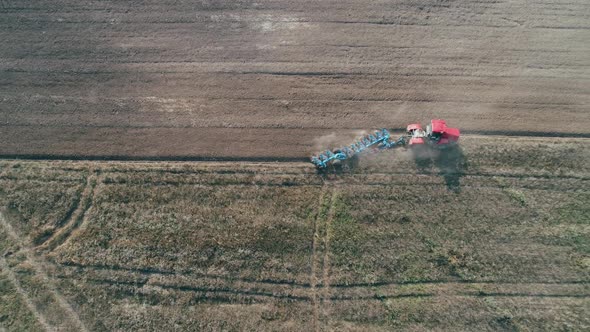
[0,212,89,332]
[309,184,338,332]
[56,174,102,251]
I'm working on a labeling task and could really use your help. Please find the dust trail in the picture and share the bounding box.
[0,212,89,332]
[312,130,369,153]
[0,257,54,332]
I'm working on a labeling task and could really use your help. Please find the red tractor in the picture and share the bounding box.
[406,119,461,147]
[311,119,460,169]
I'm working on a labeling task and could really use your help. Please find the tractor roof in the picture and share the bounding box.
[430,119,447,133]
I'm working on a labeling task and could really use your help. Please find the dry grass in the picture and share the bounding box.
[0,136,588,330]
[0,273,45,332]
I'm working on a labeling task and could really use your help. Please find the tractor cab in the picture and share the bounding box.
[427,119,460,145]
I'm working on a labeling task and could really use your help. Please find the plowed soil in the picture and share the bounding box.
[1,0,589,159]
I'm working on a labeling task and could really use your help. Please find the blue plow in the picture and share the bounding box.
[311,129,405,169]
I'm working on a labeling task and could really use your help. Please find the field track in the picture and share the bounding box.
[1,0,589,160]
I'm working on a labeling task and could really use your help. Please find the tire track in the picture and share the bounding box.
[0,212,89,332]
[310,184,329,332]
[57,260,589,290]
[51,273,590,303]
[59,261,312,287]
[2,169,588,190]
[53,275,310,301]
[39,172,99,252]
[309,184,338,331]
[320,188,338,331]
[55,173,102,252]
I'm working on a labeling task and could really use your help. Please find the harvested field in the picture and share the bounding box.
[1,0,589,330]
[1,0,589,159]
[0,136,588,330]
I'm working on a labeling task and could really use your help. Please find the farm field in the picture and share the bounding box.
[0,136,588,331]
[1,0,589,159]
[1,0,589,330]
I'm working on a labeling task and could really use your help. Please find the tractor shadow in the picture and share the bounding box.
[411,145,468,192]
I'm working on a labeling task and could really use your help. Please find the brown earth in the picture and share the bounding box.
[1,0,589,159]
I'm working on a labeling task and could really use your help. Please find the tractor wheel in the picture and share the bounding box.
[331,149,345,174]
[336,150,359,173]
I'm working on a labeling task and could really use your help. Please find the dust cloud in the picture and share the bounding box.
[312,130,369,153]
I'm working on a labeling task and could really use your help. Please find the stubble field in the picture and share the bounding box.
[0,136,588,331]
